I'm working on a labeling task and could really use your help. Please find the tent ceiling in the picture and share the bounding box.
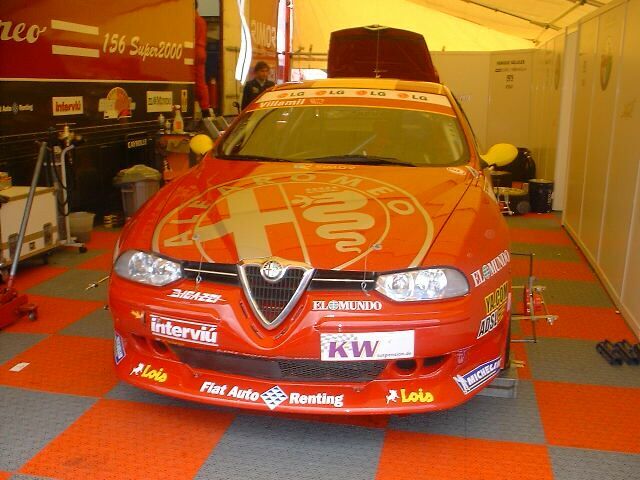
[408,0,614,44]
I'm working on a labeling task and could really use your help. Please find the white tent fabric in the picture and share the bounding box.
[292,0,613,53]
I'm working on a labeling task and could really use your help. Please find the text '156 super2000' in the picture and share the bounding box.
[108,79,512,414]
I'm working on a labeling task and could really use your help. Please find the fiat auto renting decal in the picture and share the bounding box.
[152,172,434,271]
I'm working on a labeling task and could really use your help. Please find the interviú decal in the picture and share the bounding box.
[150,315,218,347]
[52,97,83,116]
[312,300,382,311]
[454,357,501,395]
[471,250,510,287]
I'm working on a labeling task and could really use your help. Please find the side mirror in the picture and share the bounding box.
[189,134,214,155]
[481,143,518,167]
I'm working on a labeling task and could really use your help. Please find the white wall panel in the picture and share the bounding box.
[580,5,626,258]
[486,51,534,148]
[564,18,598,235]
[617,0,640,334]
[431,52,491,150]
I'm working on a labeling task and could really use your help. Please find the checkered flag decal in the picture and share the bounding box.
[320,333,359,356]
[260,386,288,410]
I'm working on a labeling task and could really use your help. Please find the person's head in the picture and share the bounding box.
[254,61,270,82]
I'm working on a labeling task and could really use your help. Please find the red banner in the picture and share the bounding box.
[249,0,279,77]
[0,0,194,82]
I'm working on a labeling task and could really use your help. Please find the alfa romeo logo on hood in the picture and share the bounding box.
[153,171,434,271]
[260,259,285,281]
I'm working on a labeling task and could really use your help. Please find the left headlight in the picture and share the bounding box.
[113,250,182,286]
[375,268,469,302]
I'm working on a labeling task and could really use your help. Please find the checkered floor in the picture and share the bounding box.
[1,214,639,480]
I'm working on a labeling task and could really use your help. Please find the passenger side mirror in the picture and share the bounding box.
[481,143,518,167]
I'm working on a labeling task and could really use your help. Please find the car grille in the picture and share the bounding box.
[182,262,377,291]
[171,346,387,382]
[242,265,305,323]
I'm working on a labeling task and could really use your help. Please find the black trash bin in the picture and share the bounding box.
[529,179,554,213]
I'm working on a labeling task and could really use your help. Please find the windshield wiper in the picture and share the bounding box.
[218,154,294,163]
[304,155,417,167]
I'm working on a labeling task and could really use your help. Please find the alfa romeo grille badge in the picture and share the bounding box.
[260,260,285,282]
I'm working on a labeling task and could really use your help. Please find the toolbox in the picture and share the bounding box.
[0,186,59,269]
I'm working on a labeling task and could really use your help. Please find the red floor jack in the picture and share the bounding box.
[0,142,47,327]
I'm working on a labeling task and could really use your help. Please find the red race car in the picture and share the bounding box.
[109,78,512,414]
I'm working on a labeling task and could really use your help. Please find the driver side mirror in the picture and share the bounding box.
[189,134,214,155]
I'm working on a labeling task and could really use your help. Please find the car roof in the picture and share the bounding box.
[271,78,450,96]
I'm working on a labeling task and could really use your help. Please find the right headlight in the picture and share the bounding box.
[113,250,182,286]
[375,267,469,302]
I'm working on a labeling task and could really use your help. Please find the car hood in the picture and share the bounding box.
[151,158,474,271]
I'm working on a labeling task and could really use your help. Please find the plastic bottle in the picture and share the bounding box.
[172,105,184,133]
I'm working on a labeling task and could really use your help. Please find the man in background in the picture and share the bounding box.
[241,61,275,109]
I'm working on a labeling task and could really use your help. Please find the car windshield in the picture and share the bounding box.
[218,103,469,167]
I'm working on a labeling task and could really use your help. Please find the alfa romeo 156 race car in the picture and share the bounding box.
[108,78,512,414]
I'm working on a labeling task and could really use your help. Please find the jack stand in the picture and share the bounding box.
[53,137,87,253]
[510,252,559,344]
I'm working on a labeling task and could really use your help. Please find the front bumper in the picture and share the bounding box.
[109,274,509,414]
[113,327,505,414]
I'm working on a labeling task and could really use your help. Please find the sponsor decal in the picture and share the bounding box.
[130,362,167,383]
[200,382,343,410]
[127,138,148,149]
[150,315,218,347]
[312,300,382,312]
[0,19,47,44]
[154,172,434,272]
[454,357,501,395]
[167,289,222,304]
[477,286,508,339]
[471,250,510,287]
[320,330,414,361]
[130,310,144,320]
[386,388,434,404]
[1,103,34,114]
[146,91,173,113]
[52,96,83,116]
[484,282,509,314]
[114,332,126,364]
[257,88,452,108]
[477,309,500,339]
[99,87,135,119]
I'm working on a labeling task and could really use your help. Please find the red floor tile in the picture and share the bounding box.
[509,228,572,245]
[376,430,553,480]
[76,252,114,271]
[0,335,118,397]
[21,399,234,480]
[84,230,120,251]
[10,265,68,291]
[535,381,640,454]
[512,257,596,282]
[0,472,11,480]
[520,305,638,342]
[3,295,103,334]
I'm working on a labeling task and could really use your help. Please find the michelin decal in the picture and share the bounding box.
[454,357,501,395]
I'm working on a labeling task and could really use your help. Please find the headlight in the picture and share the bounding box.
[375,268,469,302]
[113,250,182,286]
